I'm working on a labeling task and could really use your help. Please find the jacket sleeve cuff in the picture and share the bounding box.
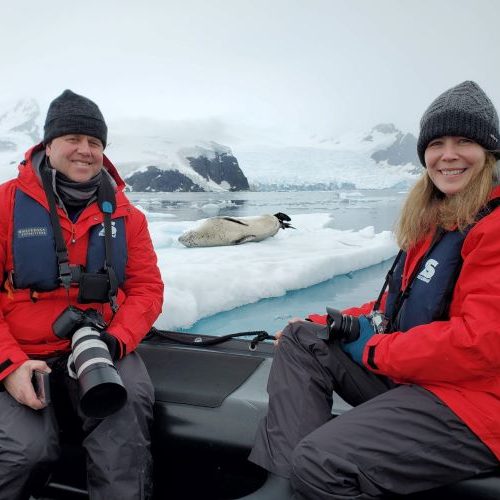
[362,335,384,372]
[0,353,29,382]
[101,331,127,361]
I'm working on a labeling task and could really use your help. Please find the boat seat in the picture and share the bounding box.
[237,473,292,499]
[409,469,500,500]
[236,469,500,499]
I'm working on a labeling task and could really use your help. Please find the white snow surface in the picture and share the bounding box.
[148,212,398,330]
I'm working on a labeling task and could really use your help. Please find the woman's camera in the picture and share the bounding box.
[326,307,360,343]
[325,307,387,343]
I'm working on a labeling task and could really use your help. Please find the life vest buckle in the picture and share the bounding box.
[58,262,73,290]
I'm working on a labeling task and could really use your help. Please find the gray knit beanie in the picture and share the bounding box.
[43,90,107,147]
[417,81,500,166]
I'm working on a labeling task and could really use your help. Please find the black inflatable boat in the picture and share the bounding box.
[40,330,500,500]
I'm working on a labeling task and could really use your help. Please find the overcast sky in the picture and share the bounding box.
[3,0,500,145]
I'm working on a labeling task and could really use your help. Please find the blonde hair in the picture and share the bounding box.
[395,153,498,250]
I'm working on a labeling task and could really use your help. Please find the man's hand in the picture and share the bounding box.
[274,317,306,346]
[100,331,124,361]
[3,360,51,410]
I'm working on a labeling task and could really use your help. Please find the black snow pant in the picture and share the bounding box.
[249,321,499,499]
[0,351,155,500]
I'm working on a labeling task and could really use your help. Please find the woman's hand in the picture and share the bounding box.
[340,315,376,365]
[274,317,305,346]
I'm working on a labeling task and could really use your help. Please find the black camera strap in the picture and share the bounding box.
[373,249,404,313]
[41,167,73,292]
[41,166,119,312]
[97,174,119,312]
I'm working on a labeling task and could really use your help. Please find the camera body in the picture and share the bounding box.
[52,306,127,418]
[53,305,107,340]
[369,310,388,334]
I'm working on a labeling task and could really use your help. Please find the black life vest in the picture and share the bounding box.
[384,198,500,332]
[11,189,127,291]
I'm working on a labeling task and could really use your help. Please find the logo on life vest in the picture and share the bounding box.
[417,258,439,283]
[98,221,117,238]
[17,227,48,238]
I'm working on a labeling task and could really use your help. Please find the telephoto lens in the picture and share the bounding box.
[326,307,360,343]
[70,326,127,418]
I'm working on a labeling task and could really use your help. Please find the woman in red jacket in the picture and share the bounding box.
[249,81,500,499]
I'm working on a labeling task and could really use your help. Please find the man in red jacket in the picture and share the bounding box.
[0,90,164,500]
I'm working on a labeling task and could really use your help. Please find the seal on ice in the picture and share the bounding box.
[179,212,293,248]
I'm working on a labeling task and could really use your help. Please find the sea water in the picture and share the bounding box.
[128,188,405,232]
[128,189,406,335]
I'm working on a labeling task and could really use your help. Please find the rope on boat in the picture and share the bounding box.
[145,327,275,350]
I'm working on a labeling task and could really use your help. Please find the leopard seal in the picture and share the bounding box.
[178,212,293,248]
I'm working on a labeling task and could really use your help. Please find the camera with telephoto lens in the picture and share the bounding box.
[53,306,127,418]
[323,306,387,343]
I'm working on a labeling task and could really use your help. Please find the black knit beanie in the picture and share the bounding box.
[43,90,107,147]
[417,81,500,166]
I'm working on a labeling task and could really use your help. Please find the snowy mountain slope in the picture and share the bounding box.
[235,124,421,190]
[0,99,42,180]
[0,99,41,143]
[0,102,247,190]
[0,99,421,190]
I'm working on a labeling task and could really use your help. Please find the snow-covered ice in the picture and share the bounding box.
[148,212,398,330]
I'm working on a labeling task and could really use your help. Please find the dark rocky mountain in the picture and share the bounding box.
[125,150,249,192]
[370,127,421,172]
[187,151,249,190]
[125,167,203,192]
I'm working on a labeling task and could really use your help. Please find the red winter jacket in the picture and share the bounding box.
[309,184,500,461]
[0,144,164,381]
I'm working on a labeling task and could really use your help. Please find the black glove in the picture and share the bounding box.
[100,331,125,362]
